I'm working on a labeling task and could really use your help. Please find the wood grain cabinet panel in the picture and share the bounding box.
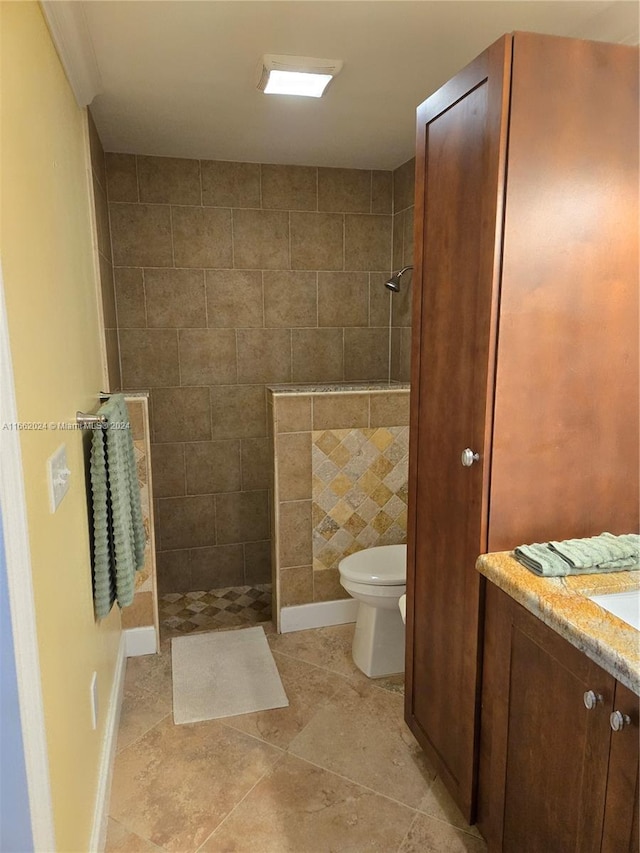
[405,31,639,822]
[479,584,639,853]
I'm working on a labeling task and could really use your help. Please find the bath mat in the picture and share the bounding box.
[172,626,288,724]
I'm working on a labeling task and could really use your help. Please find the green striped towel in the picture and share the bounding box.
[90,395,145,619]
[514,532,640,577]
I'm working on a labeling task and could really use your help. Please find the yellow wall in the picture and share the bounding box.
[0,3,122,849]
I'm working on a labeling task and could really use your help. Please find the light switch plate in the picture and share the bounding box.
[47,444,71,513]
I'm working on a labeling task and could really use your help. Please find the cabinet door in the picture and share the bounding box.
[489,33,639,548]
[482,584,614,853]
[601,681,639,853]
[405,35,511,820]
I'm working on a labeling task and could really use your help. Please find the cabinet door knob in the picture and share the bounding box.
[461,448,480,467]
[610,710,631,732]
[583,690,603,710]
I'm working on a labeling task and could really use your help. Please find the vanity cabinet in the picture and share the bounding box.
[478,583,639,853]
[405,31,639,820]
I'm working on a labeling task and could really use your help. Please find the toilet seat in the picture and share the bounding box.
[339,544,406,586]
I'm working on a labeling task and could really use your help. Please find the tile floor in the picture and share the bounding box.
[106,622,486,852]
[159,586,272,640]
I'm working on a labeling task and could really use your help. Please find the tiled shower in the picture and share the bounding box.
[89,111,414,633]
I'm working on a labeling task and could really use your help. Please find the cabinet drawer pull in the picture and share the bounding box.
[461,448,480,467]
[610,710,631,732]
[583,690,603,710]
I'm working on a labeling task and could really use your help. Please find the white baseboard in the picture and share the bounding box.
[124,625,158,657]
[89,631,126,852]
[280,598,359,633]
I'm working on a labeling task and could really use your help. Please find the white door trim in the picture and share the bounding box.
[0,259,57,850]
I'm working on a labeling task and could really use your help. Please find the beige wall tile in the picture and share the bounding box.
[126,399,146,441]
[318,167,371,214]
[215,490,269,544]
[120,590,154,629]
[150,442,186,497]
[115,268,146,328]
[400,327,412,382]
[390,327,402,384]
[290,212,343,270]
[156,549,191,593]
[233,209,289,269]
[184,439,241,495]
[190,544,245,589]
[312,393,369,429]
[392,211,404,269]
[94,177,112,262]
[277,432,311,501]
[318,272,368,327]
[391,273,413,328]
[241,437,271,491]
[152,386,212,442]
[88,110,106,189]
[172,206,233,268]
[206,270,263,328]
[372,170,393,214]
[369,392,410,427]
[144,268,206,328]
[236,328,291,384]
[393,157,416,213]
[178,329,237,385]
[244,539,271,585]
[403,206,414,267]
[105,153,138,203]
[280,565,313,606]
[210,385,266,439]
[344,214,392,271]
[344,328,390,382]
[292,328,343,383]
[274,396,311,433]
[261,164,317,211]
[263,271,317,328]
[278,501,312,567]
[158,495,216,549]
[99,254,117,328]
[369,273,392,327]
[201,160,260,208]
[313,567,350,602]
[137,156,200,205]
[104,328,122,392]
[110,203,172,267]
[119,329,179,389]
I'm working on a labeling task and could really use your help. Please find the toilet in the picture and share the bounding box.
[338,544,407,678]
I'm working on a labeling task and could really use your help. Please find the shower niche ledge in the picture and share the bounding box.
[267,382,410,632]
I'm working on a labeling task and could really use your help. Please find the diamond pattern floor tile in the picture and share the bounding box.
[159,585,272,640]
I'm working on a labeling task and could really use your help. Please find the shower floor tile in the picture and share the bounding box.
[159,584,272,640]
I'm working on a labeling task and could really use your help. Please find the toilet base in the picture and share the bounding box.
[352,601,405,678]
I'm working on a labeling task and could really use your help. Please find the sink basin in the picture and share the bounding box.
[589,590,640,631]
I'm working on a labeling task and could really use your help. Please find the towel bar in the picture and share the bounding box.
[76,411,107,428]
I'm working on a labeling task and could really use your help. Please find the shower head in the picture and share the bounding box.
[385,266,413,293]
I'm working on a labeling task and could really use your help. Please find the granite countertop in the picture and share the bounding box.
[477,552,640,695]
[267,382,410,395]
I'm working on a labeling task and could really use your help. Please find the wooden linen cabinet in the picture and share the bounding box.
[404,32,639,822]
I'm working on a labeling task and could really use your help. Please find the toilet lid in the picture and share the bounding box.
[339,544,407,586]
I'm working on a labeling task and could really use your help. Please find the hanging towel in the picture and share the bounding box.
[514,532,640,577]
[90,395,145,619]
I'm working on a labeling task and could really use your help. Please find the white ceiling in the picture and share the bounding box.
[81,1,638,170]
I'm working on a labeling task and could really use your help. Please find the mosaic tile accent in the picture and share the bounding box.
[312,427,409,572]
[122,396,157,631]
[159,585,272,638]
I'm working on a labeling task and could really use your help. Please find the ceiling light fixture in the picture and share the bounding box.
[257,54,343,98]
